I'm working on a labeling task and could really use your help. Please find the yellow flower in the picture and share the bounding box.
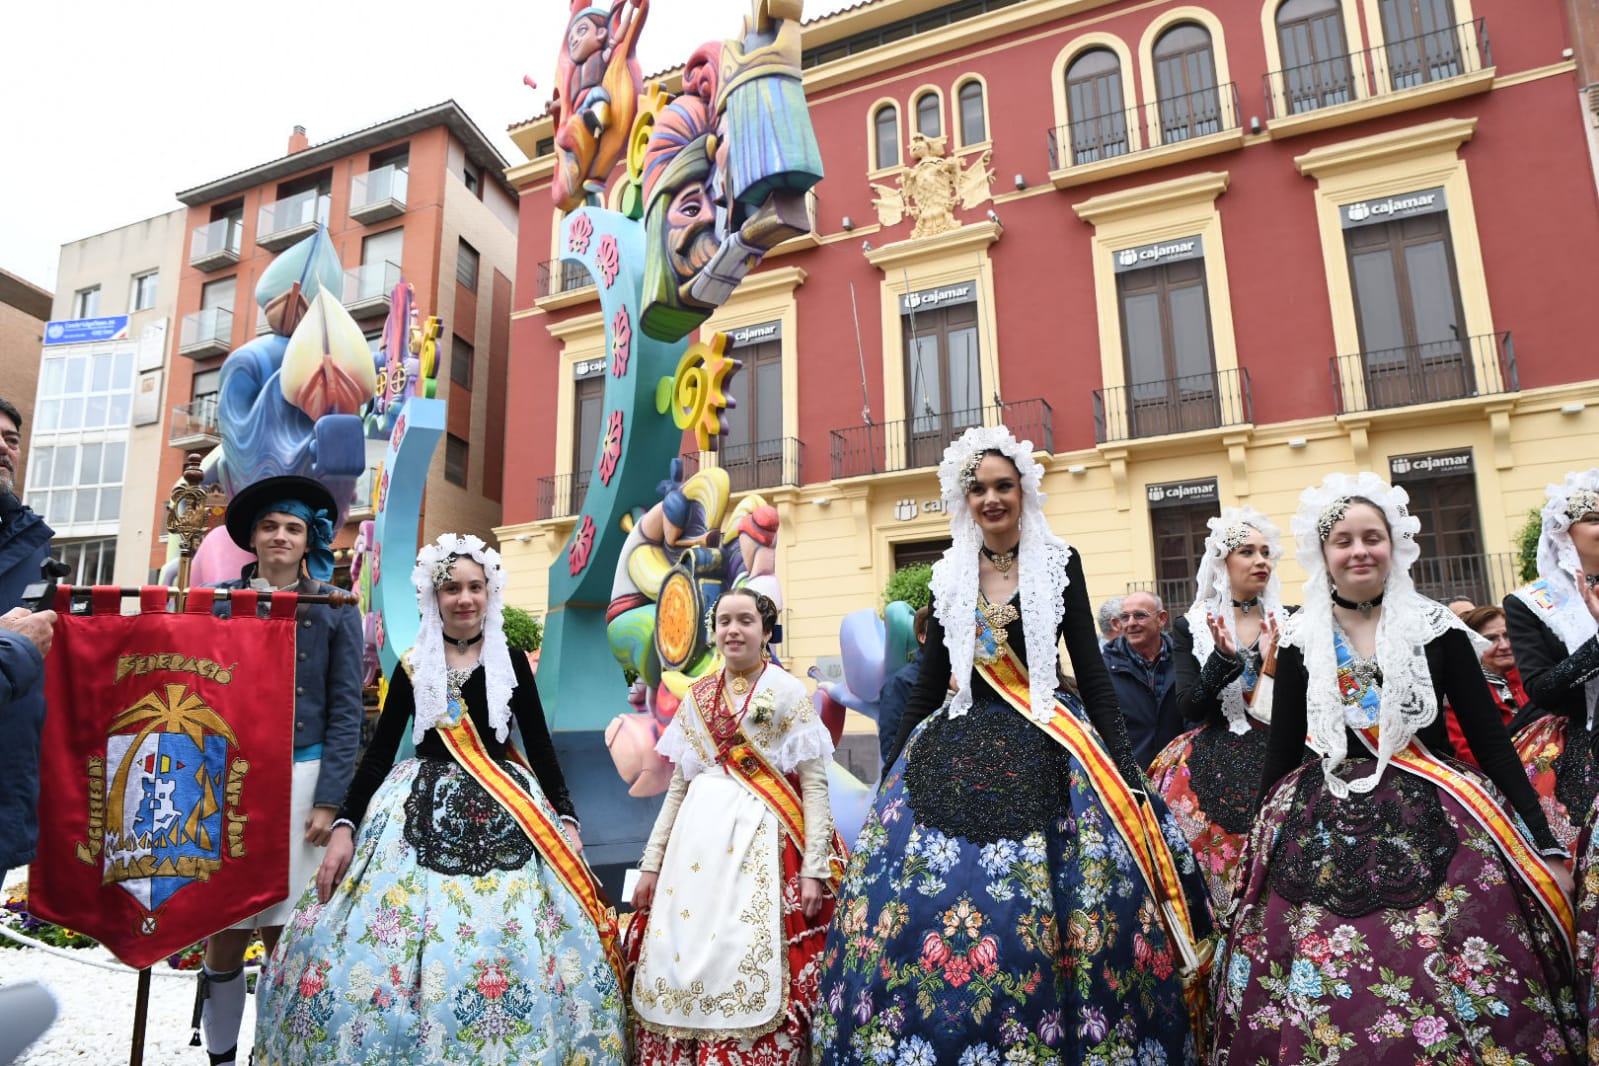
[384,885,410,908]
[1313,1019,1340,1046]
[244,943,265,962]
[1481,1046,1512,1066]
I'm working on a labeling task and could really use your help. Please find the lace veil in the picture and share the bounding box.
[1530,469,1599,653]
[1182,506,1284,731]
[928,425,1071,723]
[408,533,516,745]
[1283,472,1470,798]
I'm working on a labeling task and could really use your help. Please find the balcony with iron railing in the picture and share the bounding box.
[1094,368,1252,444]
[1264,19,1493,134]
[257,192,331,252]
[831,398,1053,480]
[680,438,804,494]
[534,470,593,521]
[189,218,242,271]
[1330,331,1517,415]
[169,399,221,451]
[536,259,595,302]
[349,165,408,225]
[1048,83,1242,187]
[342,260,401,319]
[178,307,233,359]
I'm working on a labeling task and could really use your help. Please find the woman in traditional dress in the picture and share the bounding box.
[813,426,1214,1066]
[1446,606,1539,769]
[1509,471,1599,859]
[1211,473,1580,1064]
[629,586,840,1066]
[1148,507,1285,915]
[253,534,628,1066]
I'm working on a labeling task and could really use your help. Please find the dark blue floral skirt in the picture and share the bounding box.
[814,694,1212,1066]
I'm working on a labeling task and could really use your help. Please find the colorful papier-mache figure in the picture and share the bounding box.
[552,0,648,212]
[638,0,821,342]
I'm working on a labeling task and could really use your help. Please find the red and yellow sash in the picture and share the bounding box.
[976,648,1214,1038]
[1355,727,1575,955]
[436,712,627,987]
[690,673,849,892]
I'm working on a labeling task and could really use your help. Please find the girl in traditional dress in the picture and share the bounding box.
[1509,471,1599,859]
[253,534,628,1066]
[629,586,840,1066]
[1149,507,1285,915]
[813,426,1214,1066]
[1211,473,1580,1064]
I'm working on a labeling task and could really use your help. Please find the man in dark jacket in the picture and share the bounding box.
[1101,591,1183,771]
[0,397,53,611]
[877,606,930,772]
[0,395,57,878]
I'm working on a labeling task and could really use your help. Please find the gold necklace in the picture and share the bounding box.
[726,663,763,696]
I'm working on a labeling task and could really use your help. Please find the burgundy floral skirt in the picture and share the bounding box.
[1211,758,1581,1065]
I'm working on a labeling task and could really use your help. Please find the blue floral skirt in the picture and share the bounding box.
[814,694,1212,1066]
[252,757,629,1066]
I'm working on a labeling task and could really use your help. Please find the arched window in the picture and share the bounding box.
[874,104,900,169]
[1153,23,1221,143]
[915,92,942,138]
[1276,0,1352,113]
[1064,49,1128,165]
[1381,0,1461,89]
[957,80,986,145]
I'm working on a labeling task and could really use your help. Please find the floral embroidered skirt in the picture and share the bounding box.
[813,695,1212,1066]
[1211,758,1581,1064]
[1515,713,1595,867]
[252,757,629,1066]
[1148,723,1270,916]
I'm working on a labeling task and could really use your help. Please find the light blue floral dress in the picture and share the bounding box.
[252,659,628,1065]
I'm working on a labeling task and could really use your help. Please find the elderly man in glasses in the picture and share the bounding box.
[1100,590,1182,771]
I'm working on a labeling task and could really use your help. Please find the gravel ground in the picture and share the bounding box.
[0,867,257,1065]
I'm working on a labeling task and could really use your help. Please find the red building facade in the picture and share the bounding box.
[500,0,1599,679]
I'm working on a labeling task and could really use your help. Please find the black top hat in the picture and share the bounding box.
[224,475,338,552]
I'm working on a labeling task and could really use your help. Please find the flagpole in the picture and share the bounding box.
[123,452,208,1066]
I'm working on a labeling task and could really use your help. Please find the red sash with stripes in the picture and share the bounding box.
[436,712,626,987]
[690,673,848,890]
[1355,727,1575,956]
[976,649,1214,1039]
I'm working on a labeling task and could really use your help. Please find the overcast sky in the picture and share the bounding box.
[4,0,855,294]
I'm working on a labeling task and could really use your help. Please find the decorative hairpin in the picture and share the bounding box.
[1316,497,1354,541]
[430,556,458,589]
[1566,488,1599,523]
[1220,524,1254,553]
[959,450,985,493]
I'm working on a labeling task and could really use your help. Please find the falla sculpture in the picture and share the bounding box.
[532,0,824,858]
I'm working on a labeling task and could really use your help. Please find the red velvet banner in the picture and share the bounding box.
[31,586,298,969]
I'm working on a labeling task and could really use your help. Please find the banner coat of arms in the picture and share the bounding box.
[31,586,298,969]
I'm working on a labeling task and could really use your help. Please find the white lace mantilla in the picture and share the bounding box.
[407,533,514,745]
[1283,472,1461,798]
[1183,506,1285,733]
[929,425,1069,724]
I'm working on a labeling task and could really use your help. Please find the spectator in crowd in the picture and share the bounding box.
[0,606,57,879]
[1443,605,1536,768]
[1447,595,1477,617]
[0,397,54,611]
[877,605,931,772]
[0,395,57,881]
[1097,596,1124,648]
[1101,590,1183,768]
